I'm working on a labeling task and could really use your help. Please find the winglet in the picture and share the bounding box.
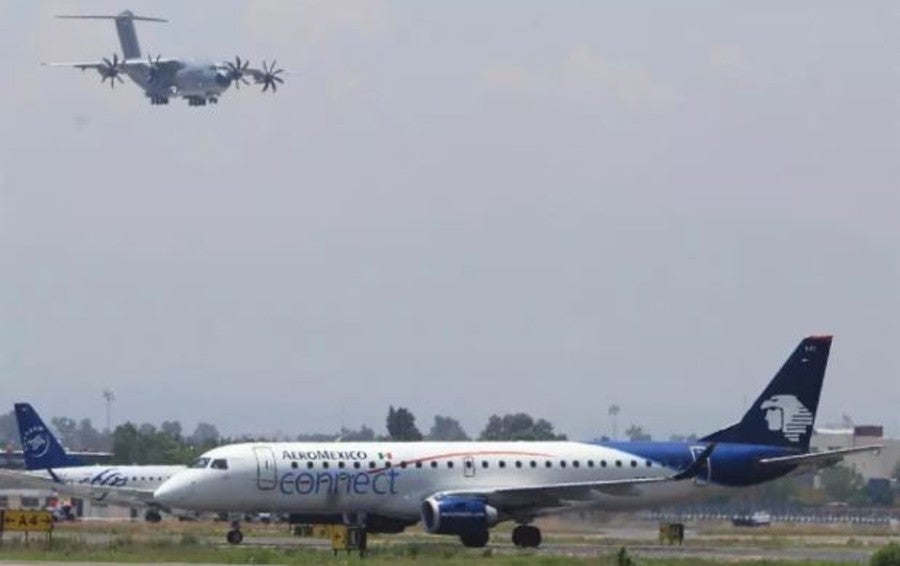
[671,443,715,481]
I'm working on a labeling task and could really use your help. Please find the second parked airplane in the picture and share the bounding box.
[2,403,184,521]
[155,336,880,547]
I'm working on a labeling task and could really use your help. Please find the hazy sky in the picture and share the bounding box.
[1,1,898,441]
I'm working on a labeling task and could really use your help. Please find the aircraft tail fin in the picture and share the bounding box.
[57,10,167,60]
[702,336,832,450]
[14,403,84,470]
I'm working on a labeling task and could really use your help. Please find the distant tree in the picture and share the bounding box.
[427,415,470,441]
[0,410,18,447]
[76,419,105,451]
[339,425,375,441]
[624,425,651,442]
[112,422,193,465]
[479,413,566,441]
[112,422,142,464]
[668,433,698,443]
[51,417,79,449]
[386,406,423,441]
[160,421,182,441]
[190,422,220,446]
[820,465,866,504]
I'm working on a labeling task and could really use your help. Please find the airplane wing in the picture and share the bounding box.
[0,469,155,506]
[758,445,882,468]
[433,444,716,510]
[43,61,109,70]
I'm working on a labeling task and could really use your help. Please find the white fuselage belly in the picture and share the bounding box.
[172,442,726,520]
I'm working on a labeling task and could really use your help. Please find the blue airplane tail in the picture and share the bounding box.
[15,403,84,470]
[702,336,832,450]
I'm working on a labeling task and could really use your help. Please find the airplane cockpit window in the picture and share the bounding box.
[190,457,211,469]
[211,459,229,470]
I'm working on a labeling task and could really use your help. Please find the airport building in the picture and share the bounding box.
[811,425,900,481]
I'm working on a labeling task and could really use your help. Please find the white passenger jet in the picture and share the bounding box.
[1,403,185,522]
[154,336,879,547]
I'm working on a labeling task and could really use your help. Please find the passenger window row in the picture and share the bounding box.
[287,458,654,470]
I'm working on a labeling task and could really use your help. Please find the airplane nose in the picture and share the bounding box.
[154,476,195,507]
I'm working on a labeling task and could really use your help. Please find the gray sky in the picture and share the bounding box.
[1,1,898,441]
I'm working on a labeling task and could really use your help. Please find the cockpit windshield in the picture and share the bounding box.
[210,459,228,470]
[189,457,211,469]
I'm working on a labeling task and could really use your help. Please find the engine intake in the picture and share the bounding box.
[421,496,498,535]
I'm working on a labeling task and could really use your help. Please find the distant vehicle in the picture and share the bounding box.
[45,10,284,106]
[155,336,881,548]
[732,511,771,527]
[0,403,184,522]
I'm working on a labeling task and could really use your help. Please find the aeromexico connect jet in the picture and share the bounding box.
[155,336,880,547]
[0,403,184,522]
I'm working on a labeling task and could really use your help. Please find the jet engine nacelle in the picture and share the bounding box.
[421,496,499,535]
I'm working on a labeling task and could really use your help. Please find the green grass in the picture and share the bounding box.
[0,537,866,565]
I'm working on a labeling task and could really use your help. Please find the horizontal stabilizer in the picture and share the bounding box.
[758,445,882,468]
[57,14,167,23]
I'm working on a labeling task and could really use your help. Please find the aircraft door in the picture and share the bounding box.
[253,446,277,490]
[689,445,712,486]
[463,455,475,478]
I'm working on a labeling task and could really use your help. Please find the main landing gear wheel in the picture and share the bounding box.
[460,530,490,548]
[512,524,541,548]
[226,519,243,544]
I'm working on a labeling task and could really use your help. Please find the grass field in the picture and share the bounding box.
[0,537,866,566]
[0,519,890,565]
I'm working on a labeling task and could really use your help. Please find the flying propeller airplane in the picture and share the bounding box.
[45,10,284,106]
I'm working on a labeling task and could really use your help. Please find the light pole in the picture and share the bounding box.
[608,404,620,440]
[102,389,116,434]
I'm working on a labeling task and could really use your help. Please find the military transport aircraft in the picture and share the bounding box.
[154,336,881,548]
[45,10,284,106]
[0,403,184,522]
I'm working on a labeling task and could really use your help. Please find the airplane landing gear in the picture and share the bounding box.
[187,96,207,106]
[149,95,169,105]
[460,530,490,548]
[226,519,243,544]
[144,509,162,523]
[512,524,541,548]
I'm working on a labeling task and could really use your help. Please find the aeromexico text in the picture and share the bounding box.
[282,450,368,461]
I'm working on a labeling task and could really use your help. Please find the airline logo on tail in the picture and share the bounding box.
[22,426,51,458]
[760,395,813,442]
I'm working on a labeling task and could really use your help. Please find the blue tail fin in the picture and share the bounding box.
[15,403,84,469]
[702,336,832,450]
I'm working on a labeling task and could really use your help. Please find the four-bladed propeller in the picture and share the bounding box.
[99,53,124,88]
[259,59,284,93]
[225,56,250,89]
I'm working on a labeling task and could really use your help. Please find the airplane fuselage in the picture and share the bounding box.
[31,465,184,507]
[156,440,797,523]
[122,59,231,100]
